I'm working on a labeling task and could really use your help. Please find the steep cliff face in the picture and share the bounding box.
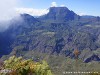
[39,7,79,22]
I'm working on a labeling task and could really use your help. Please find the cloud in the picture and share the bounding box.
[60,5,66,7]
[78,12,86,16]
[0,0,20,22]
[51,2,57,7]
[16,8,49,16]
[0,0,21,31]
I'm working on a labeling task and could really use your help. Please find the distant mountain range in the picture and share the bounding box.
[0,7,100,62]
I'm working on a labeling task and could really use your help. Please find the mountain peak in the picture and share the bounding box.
[49,7,69,11]
[49,7,70,15]
[39,7,79,22]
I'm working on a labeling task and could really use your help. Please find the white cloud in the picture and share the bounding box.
[60,5,66,7]
[0,0,22,31]
[78,12,86,16]
[16,8,49,16]
[0,0,20,22]
[51,2,57,7]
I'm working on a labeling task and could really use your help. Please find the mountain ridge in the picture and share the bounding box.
[0,7,100,62]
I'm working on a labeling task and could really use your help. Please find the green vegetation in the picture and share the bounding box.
[0,56,53,75]
[87,73,100,75]
[2,51,99,75]
[1,51,100,75]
